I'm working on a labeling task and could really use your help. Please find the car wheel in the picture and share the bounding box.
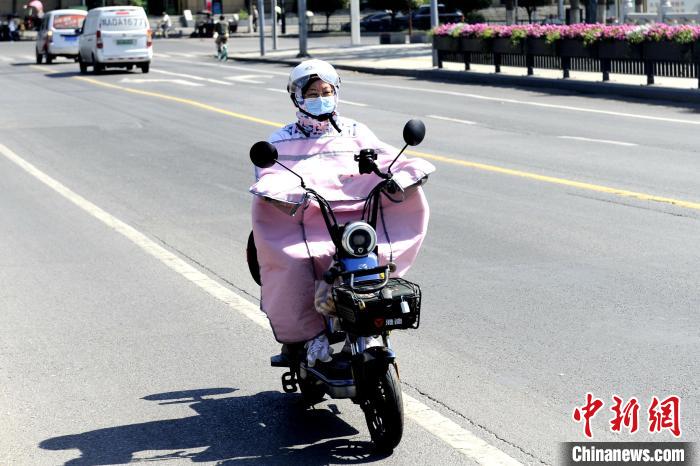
[140,62,149,73]
[93,55,104,74]
[79,56,87,74]
[126,64,134,71]
[35,51,43,64]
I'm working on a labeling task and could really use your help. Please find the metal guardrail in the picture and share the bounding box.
[439,48,700,87]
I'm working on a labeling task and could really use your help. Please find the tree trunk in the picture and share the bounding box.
[408,6,412,35]
[505,0,514,24]
[570,0,581,23]
[597,0,607,22]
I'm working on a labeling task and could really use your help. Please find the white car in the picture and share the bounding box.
[78,6,152,74]
[35,9,87,64]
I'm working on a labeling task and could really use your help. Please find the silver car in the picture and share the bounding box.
[36,9,87,64]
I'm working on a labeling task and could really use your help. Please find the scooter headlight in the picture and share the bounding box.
[341,222,377,258]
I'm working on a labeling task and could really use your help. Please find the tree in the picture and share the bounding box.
[307,0,348,31]
[366,0,421,32]
[517,0,550,22]
[366,0,420,19]
[444,0,492,14]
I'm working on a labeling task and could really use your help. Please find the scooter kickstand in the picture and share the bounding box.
[281,371,298,393]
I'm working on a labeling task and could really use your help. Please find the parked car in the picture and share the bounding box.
[341,11,407,32]
[77,6,152,74]
[35,9,87,64]
[193,10,214,37]
[228,14,238,33]
[408,4,464,30]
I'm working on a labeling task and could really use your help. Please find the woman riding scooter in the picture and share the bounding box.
[249,60,434,370]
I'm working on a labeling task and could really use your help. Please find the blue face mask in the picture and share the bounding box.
[303,96,336,116]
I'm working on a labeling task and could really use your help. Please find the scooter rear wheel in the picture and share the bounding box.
[362,364,403,452]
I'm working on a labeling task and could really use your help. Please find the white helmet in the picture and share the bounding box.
[287,59,341,112]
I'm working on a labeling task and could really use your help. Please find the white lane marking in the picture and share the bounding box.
[558,136,637,147]
[265,87,287,93]
[0,143,269,328]
[404,394,521,466]
[428,114,477,125]
[0,142,524,466]
[167,52,196,58]
[351,80,700,126]
[153,52,172,58]
[167,58,291,76]
[340,99,368,107]
[120,78,203,87]
[151,68,232,86]
[225,74,274,84]
[22,55,35,61]
[0,56,13,62]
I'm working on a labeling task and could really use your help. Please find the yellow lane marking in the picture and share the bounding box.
[408,149,700,211]
[73,77,284,128]
[29,65,57,74]
[72,75,700,212]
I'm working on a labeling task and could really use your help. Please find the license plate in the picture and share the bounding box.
[63,35,77,41]
[116,39,135,45]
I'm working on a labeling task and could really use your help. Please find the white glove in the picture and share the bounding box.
[305,334,333,367]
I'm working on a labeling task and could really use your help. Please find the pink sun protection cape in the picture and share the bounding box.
[250,117,435,343]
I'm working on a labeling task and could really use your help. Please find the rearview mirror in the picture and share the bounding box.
[250,141,278,169]
[403,119,425,146]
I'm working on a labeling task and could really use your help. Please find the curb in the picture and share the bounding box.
[232,55,700,105]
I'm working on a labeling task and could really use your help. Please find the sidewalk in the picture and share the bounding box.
[232,42,700,104]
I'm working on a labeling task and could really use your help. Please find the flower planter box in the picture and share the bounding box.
[526,37,556,56]
[559,39,597,58]
[432,35,460,51]
[643,41,692,62]
[598,41,642,60]
[380,32,407,45]
[692,41,700,62]
[460,37,490,53]
[410,32,429,43]
[493,37,524,54]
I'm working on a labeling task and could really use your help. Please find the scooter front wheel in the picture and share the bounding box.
[362,364,404,452]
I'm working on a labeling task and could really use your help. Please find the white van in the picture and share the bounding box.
[78,6,152,74]
[35,9,87,64]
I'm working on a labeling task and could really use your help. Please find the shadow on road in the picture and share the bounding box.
[40,387,385,465]
[44,69,142,79]
[44,71,84,78]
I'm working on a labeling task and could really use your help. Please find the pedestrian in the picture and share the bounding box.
[214,14,229,59]
[8,15,18,42]
[252,4,258,32]
[159,11,171,38]
[249,59,434,366]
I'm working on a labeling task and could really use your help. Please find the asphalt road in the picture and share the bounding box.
[1,37,698,465]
